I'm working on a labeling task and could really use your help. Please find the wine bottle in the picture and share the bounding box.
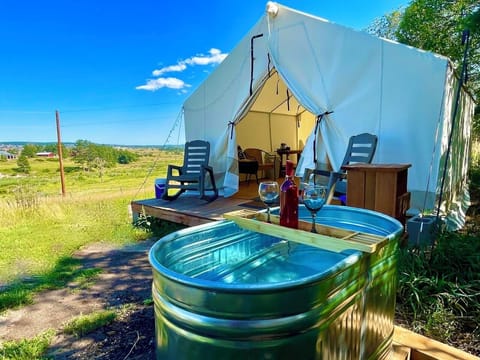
[280,160,298,228]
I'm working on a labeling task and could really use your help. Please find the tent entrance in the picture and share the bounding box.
[236,71,316,158]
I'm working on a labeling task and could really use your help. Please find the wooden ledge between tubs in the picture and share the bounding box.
[393,326,479,360]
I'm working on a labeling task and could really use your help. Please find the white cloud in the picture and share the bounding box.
[185,48,227,66]
[135,77,189,91]
[152,63,187,76]
[137,48,228,92]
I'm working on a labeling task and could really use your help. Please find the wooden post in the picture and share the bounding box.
[56,110,66,196]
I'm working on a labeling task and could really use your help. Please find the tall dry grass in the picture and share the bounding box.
[0,148,183,284]
[0,190,147,284]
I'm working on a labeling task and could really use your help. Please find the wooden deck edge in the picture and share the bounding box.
[393,326,479,360]
[130,201,213,227]
[392,343,412,360]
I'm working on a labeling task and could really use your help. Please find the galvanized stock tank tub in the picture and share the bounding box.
[149,205,403,359]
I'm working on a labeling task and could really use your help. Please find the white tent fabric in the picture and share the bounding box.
[183,2,475,229]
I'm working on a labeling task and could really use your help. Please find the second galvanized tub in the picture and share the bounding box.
[149,205,403,359]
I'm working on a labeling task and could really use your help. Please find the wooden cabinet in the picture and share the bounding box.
[342,164,411,225]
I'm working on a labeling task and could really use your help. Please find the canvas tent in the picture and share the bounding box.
[183,2,475,230]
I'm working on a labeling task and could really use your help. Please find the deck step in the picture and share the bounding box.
[393,343,411,360]
[393,326,479,360]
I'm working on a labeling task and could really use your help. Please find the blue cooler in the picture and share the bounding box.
[154,178,166,199]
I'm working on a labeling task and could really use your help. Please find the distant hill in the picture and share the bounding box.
[0,141,184,150]
[0,141,75,147]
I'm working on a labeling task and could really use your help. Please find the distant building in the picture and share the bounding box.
[0,150,16,159]
[36,152,55,158]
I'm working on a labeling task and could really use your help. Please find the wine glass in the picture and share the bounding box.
[258,181,279,223]
[301,182,327,233]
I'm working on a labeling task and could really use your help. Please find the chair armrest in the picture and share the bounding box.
[167,164,183,176]
[329,171,345,181]
[311,169,331,177]
[264,152,277,164]
[201,164,214,172]
[201,165,217,187]
[312,169,346,179]
[201,164,216,178]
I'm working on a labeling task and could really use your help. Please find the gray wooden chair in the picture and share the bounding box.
[302,132,377,203]
[162,140,218,202]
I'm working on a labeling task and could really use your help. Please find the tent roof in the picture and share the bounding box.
[182,2,474,229]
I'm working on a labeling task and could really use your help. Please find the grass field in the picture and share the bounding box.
[1,143,479,356]
[0,148,183,285]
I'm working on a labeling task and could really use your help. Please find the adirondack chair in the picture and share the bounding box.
[162,140,218,202]
[302,133,377,204]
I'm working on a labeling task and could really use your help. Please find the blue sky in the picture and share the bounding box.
[0,0,406,146]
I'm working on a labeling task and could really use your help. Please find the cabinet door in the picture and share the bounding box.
[374,171,398,217]
[346,170,366,208]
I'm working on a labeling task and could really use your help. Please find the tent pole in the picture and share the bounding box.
[268,113,273,152]
[434,29,470,238]
[269,96,301,113]
[250,34,264,96]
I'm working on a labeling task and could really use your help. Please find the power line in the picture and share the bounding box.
[60,117,176,127]
[0,101,180,115]
[60,102,179,113]
[0,110,52,115]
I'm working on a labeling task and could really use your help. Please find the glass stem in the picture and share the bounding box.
[267,206,271,223]
[311,212,317,233]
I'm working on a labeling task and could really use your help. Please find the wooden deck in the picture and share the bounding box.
[130,180,263,226]
[393,326,479,360]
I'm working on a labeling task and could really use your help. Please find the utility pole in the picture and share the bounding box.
[56,110,66,196]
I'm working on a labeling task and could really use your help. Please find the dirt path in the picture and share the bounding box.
[0,239,157,359]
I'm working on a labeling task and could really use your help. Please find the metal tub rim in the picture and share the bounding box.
[148,205,403,293]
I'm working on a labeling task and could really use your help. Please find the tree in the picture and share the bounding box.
[91,157,107,180]
[71,140,138,172]
[464,6,480,122]
[365,9,403,40]
[42,143,71,158]
[21,144,41,158]
[397,0,479,67]
[117,149,139,164]
[17,153,31,174]
[399,1,480,135]
[71,140,92,170]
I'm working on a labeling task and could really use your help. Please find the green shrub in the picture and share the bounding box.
[12,184,40,210]
[16,154,30,174]
[63,310,116,337]
[396,229,480,342]
[133,213,185,237]
[0,330,54,359]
